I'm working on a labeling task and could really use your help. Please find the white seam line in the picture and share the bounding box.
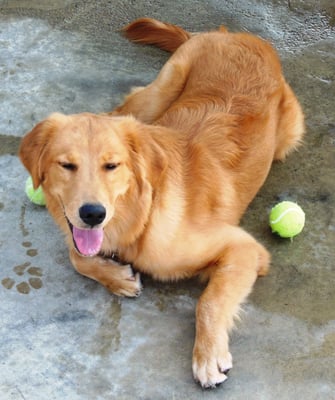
[270,208,305,224]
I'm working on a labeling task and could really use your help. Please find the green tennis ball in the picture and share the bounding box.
[269,201,305,238]
[25,176,46,206]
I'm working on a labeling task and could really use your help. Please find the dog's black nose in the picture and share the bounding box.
[79,203,106,227]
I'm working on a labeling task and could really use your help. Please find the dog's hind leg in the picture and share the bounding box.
[274,82,305,161]
[110,56,189,124]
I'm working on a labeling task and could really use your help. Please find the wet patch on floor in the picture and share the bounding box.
[0,134,21,156]
[84,297,122,355]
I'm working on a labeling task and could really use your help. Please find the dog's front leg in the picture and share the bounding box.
[69,249,142,297]
[193,236,270,388]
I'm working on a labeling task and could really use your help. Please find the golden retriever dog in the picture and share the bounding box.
[19,18,304,388]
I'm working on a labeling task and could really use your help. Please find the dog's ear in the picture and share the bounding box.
[19,113,66,188]
[123,120,168,192]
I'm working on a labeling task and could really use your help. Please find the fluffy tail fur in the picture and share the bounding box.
[123,18,191,52]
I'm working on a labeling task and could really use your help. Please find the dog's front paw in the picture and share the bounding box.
[192,347,232,388]
[105,263,142,298]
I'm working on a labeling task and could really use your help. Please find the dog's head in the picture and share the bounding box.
[19,113,166,256]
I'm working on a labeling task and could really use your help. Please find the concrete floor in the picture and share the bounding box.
[0,1,334,399]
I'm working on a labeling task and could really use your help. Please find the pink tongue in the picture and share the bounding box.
[72,227,104,257]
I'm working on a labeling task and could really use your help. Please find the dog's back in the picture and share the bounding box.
[122,18,304,162]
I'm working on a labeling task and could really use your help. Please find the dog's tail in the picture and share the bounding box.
[122,18,192,52]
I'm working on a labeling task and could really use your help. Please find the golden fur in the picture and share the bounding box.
[19,18,304,388]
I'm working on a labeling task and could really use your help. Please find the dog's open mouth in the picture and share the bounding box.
[67,220,104,257]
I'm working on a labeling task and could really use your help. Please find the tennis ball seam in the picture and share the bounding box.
[270,207,305,225]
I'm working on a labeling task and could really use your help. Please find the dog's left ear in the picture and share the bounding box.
[19,113,66,188]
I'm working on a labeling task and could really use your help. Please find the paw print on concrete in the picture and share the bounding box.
[1,203,44,294]
[2,261,43,294]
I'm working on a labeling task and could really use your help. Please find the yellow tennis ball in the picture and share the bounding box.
[269,201,305,238]
[25,176,46,206]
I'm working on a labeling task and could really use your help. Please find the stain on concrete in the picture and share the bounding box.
[2,214,45,294]
[0,134,20,156]
[86,296,122,356]
[1,261,44,294]
[149,278,203,312]
[52,310,94,325]
[1,277,15,290]
[26,248,38,257]
[154,290,168,312]
[14,262,30,276]
[28,277,43,289]
[19,205,29,237]
[16,281,30,294]
[27,266,43,276]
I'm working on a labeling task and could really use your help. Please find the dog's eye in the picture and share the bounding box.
[60,162,77,171]
[104,163,119,171]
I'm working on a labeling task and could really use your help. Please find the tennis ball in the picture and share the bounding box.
[25,176,46,206]
[269,201,305,238]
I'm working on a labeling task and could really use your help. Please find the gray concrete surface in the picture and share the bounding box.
[0,0,334,399]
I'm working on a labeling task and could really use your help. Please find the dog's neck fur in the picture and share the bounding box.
[106,124,186,262]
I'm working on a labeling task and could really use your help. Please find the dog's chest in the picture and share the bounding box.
[133,194,193,277]
[133,213,223,280]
